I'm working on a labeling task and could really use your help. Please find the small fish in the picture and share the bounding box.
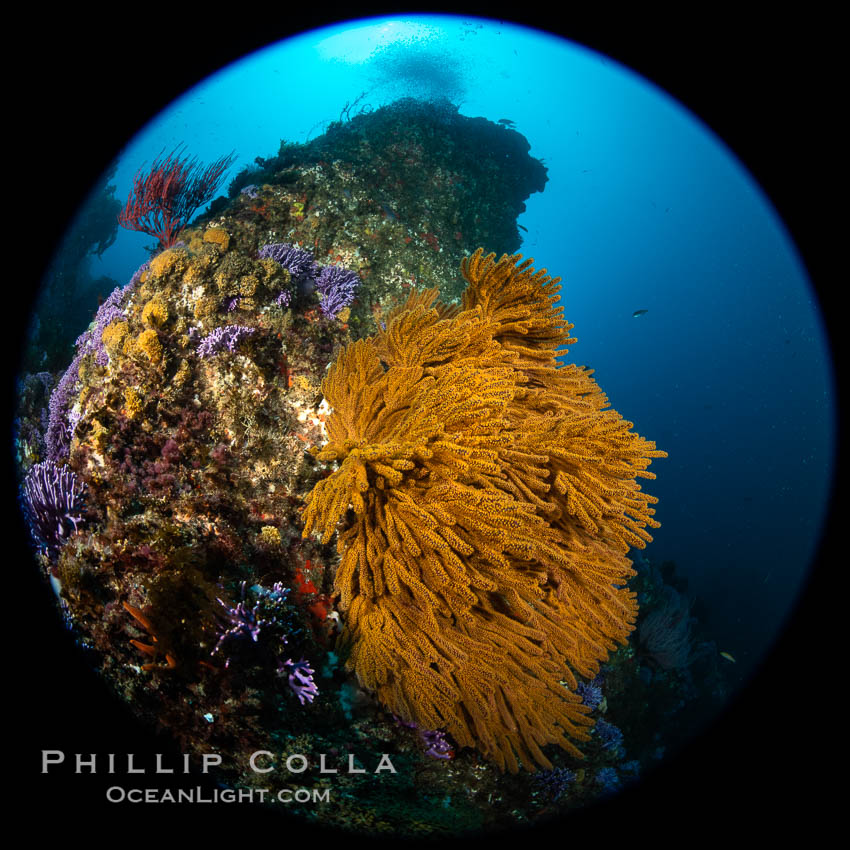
[720,651,736,663]
[632,309,649,318]
[497,118,516,128]
[518,224,528,233]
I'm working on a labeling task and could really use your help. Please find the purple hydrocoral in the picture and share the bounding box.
[196,325,256,358]
[212,581,266,666]
[258,242,316,308]
[21,460,86,557]
[315,264,360,318]
[278,658,319,705]
[212,582,318,705]
[44,264,143,462]
[44,353,83,463]
[258,242,318,280]
[596,767,621,794]
[419,728,453,760]
[594,719,624,753]
[77,261,145,366]
[129,260,151,289]
[576,677,604,709]
[534,767,577,801]
[75,287,127,366]
[394,716,454,759]
[256,242,359,317]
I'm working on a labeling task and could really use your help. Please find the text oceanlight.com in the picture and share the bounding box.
[105,786,330,804]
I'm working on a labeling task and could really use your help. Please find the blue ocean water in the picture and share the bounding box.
[40,15,835,686]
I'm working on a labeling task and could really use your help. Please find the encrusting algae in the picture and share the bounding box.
[302,249,667,773]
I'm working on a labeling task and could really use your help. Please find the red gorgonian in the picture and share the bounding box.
[118,147,236,249]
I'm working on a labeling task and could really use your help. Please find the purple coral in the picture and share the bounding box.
[44,354,83,463]
[393,716,454,759]
[258,242,318,280]
[256,242,359,317]
[212,581,266,665]
[535,767,577,801]
[419,728,453,760]
[212,582,317,706]
[76,266,142,366]
[278,657,319,705]
[258,242,317,308]
[129,260,151,289]
[577,677,604,709]
[75,287,126,366]
[315,264,360,318]
[44,267,141,462]
[594,719,624,753]
[595,767,621,794]
[21,460,86,557]
[196,325,256,358]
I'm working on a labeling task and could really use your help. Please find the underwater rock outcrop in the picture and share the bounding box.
[221,97,548,331]
[15,99,674,834]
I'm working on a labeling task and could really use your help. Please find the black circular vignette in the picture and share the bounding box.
[9,6,838,841]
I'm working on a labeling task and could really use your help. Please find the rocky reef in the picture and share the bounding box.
[15,99,727,837]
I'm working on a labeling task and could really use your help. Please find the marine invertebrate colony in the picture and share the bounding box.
[257,242,360,317]
[257,242,318,281]
[196,324,256,358]
[302,249,666,772]
[21,460,86,557]
[315,265,360,318]
[118,147,236,249]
